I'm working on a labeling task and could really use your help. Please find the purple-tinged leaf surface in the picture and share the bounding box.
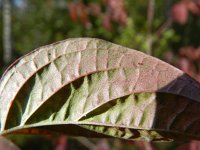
[1,38,200,141]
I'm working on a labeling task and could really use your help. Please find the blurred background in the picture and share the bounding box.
[0,0,200,149]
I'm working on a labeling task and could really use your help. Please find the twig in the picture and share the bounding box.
[144,142,153,150]
[155,17,172,38]
[147,0,155,55]
[75,137,95,149]
[3,0,12,64]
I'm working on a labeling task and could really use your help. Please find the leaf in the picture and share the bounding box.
[1,38,200,141]
[0,136,20,150]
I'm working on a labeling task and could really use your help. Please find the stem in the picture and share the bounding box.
[3,0,12,64]
[75,137,95,149]
[147,0,155,55]
[155,17,172,37]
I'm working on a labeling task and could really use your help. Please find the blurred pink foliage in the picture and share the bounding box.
[177,46,200,82]
[68,0,127,30]
[176,141,200,150]
[171,0,200,24]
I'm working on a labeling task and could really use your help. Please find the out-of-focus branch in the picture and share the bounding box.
[147,0,155,55]
[3,0,12,64]
[155,17,172,37]
[75,137,95,150]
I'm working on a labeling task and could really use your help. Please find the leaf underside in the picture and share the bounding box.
[1,38,200,141]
